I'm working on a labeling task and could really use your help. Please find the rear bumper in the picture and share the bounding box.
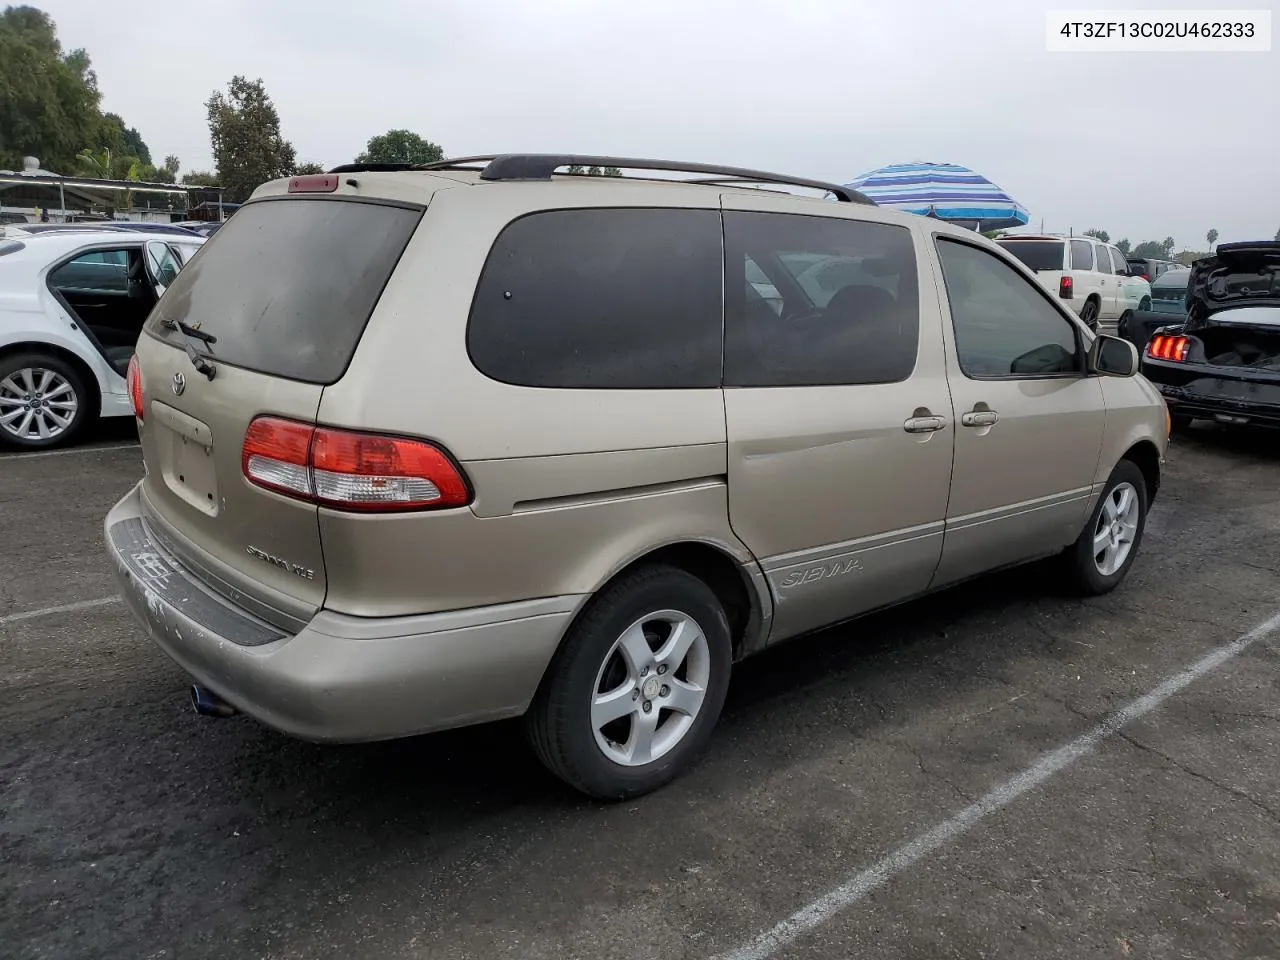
[105,481,584,742]
[1144,360,1280,427]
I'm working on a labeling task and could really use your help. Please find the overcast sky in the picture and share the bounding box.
[37,0,1278,249]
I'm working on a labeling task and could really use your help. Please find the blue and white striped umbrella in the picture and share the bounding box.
[843,162,1030,231]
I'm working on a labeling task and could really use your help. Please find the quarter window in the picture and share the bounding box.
[723,211,919,387]
[468,208,723,389]
[937,238,1081,379]
[1070,239,1094,271]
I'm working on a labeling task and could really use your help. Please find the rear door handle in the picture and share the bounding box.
[961,410,1000,427]
[904,415,946,433]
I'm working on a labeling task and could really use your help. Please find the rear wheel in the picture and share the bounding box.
[1079,299,1100,331]
[0,352,92,450]
[526,565,732,800]
[1061,460,1148,595]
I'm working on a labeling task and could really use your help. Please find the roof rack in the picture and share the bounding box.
[415,154,873,204]
[327,162,417,173]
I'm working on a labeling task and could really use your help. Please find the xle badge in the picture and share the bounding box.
[245,545,315,580]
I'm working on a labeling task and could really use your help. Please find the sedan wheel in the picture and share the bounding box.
[0,355,89,449]
[1062,460,1148,595]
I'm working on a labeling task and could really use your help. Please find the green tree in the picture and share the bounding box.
[1161,236,1176,257]
[355,129,442,165]
[980,229,1005,240]
[181,170,219,186]
[102,111,149,165]
[602,166,622,177]
[206,76,297,202]
[1206,228,1218,250]
[152,154,179,183]
[0,6,101,173]
[1115,238,1131,255]
[1275,225,1280,242]
[1131,240,1166,259]
[293,161,325,175]
[1083,228,1110,243]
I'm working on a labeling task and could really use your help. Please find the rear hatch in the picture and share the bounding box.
[132,194,425,630]
[1185,242,1280,371]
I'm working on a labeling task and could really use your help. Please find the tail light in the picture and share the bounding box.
[241,416,470,512]
[1146,334,1190,362]
[126,355,144,421]
[287,174,339,193]
[1059,276,1073,299]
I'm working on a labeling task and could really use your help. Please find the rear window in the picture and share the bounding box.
[146,198,422,384]
[997,240,1065,272]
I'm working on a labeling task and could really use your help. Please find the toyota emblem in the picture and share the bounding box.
[171,371,186,396]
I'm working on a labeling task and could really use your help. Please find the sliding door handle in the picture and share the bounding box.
[904,415,946,433]
[961,409,1000,428]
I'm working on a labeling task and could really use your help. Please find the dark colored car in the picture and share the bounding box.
[1125,257,1178,282]
[1141,242,1280,429]
[1118,266,1190,353]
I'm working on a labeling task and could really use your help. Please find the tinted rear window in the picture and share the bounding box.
[467,208,723,389]
[146,198,422,384]
[997,240,1065,271]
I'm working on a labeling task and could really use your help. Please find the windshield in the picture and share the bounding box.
[996,240,1064,271]
[145,198,423,384]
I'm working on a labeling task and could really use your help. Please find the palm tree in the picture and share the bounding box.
[75,148,111,178]
[1206,228,1219,250]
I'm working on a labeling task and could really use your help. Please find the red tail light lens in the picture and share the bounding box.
[126,355,144,421]
[1059,276,1073,299]
[241,417,470,512]
[1146,334,1190,363]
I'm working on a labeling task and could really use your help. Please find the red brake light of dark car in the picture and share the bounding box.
[287,174,339,193]
[242,416,471,512]
[126,355,144,421]
[1059,276,1073,299]
[1146,334,1190,363]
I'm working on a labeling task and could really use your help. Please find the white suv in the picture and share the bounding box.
[996,235,1151,330]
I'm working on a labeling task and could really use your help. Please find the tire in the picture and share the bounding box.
[1117,310,1134,338]
[1139,296,1152,311]
[1061,460,1148,596]
[0,351,93,450]
[525,564,733,800]
[1079,299,1100,331]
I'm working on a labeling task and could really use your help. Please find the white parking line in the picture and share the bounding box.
[2,443,140,461]
[0,597,122,625]
[716,608,1280,960]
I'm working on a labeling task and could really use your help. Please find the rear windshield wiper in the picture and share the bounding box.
[160,318,218,380]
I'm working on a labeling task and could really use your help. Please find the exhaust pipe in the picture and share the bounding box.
[190,684,237,718]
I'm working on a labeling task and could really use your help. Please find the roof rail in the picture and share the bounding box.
[416,154,874,204]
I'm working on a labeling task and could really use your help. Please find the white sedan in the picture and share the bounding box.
[0,229,205,449]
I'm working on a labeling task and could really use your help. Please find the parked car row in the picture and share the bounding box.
[0,228,205,447]
[994,234,1152,331]
[104,154,1168,800]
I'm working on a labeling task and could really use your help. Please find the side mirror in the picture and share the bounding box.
[1088,334,1139,378]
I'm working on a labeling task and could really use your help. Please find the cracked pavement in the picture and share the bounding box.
[2,422,1279,960]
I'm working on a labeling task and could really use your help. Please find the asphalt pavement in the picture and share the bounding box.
[2,421,1279,960]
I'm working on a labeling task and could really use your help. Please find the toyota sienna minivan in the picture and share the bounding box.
[106,154,1169,799]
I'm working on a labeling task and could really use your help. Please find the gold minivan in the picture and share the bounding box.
[105,155,1168,799]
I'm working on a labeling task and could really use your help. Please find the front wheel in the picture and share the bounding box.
[0,352,93,450]
[1061,460,1148,595]
[525,565,732,800]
